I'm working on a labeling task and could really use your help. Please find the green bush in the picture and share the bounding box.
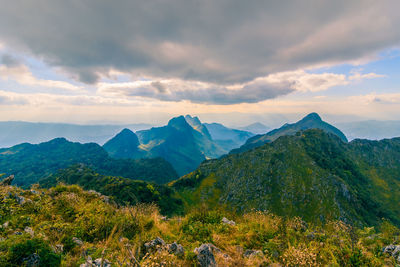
[8,239,61,267]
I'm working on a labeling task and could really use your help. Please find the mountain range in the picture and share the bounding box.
[2,112,400,229]
[103,115,252,175]
[232,112,348,153]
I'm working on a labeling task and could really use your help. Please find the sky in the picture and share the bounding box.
[0,0,399,127]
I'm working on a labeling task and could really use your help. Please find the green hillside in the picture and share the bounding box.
[0,181,398,266]
[173,129,400,227]
[39,165,183,216]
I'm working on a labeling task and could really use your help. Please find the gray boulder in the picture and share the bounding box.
[243,249,263,257]
[94,258,111,267]
[221,217,236,226]
[23,253,40,267]
[168,242,185,257]
[194,243,221,267]
[24,227,34,236]
[144,237,166,253]
[73,237,83,246]
[15,195,26,205]
[383,245,400,263]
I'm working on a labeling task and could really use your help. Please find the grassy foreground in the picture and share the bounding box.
[0,184,399,266]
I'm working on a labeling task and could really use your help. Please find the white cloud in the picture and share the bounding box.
[0,59,82,91]
[348,71,386,81]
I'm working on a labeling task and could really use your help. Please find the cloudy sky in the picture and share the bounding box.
[0,0,399,126]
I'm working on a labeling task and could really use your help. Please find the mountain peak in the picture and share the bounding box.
[168,116,190,128]
[301,112,322,122]
[103,128,142,158]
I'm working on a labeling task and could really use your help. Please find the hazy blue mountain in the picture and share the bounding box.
[204,122,255,152]
[0,121,152,148]
[103,128,145,159]
[337,120,400,140]
[0,138,177,186]
[135,116,208,176]
[238,122,270,134]
[233,113,348,153]
[173,129,400,226]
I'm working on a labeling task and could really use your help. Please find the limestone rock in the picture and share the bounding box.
[72,237,83,246]
[167,242,185,257]
[144,237,166,253]
[194,243,221,267]
[221,217,236,226]
[24,226,34,236]
[243,249,263,257]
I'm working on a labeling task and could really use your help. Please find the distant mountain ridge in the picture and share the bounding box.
[337,120,400,140]
[232,112,347,153]
[204,122,255,151]
[0,121,152,148]
[0,137,178,186]
[238,122,270,134]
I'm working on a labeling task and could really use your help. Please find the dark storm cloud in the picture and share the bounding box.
[0,0,399,102]
[1,55,22,68]
[100,79,295,105]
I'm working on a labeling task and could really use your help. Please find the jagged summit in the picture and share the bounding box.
[184,115,202,126]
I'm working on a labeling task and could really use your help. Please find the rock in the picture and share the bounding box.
[168,242,185,257]
[0,175,14,186]
[101,195,110,203]
[88,190,101,196]
[30,189,40,195]
[24,226,34,236]
[383,245,400,263]
[80,256,93,267]
[23,253,40,267]
[194,243,221,267]
[15,195,26,205]
[54,244,64,253]
[243,249,263,257]
[221,217,236,226]
[2,221,9,228]
[73,237,83,246]
[144,237,166,252]
[94,258,111,267]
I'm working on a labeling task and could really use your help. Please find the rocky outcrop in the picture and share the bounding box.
[144,237,185,258]
[0,175,14,186]
[80,256,111,267]
[243,249,263,258]
[167,242,185,257]
[383,245,400,263]
[72,237,83,246]
[194,243,221,267]
[144,237,166,253]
